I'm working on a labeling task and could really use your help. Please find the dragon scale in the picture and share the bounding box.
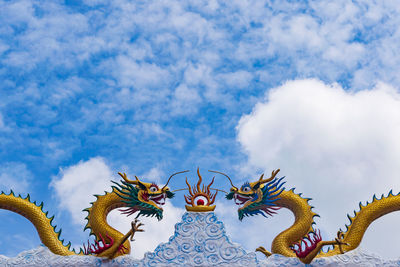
[0,172,177,258]
[270,189,400,258]
[320,191,400,257]
[224,169,400,263]
[1,168,400,263]
[83,189,132,257]
[270,189,317,257]
[0,191,77,256]
[0,189,132,257]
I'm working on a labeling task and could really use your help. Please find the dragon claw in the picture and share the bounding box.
[130,219,145,241]
[256,246,272,257]
[334,230,348,254]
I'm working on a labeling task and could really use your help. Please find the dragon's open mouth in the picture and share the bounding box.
[234,193,252,207]
[149,193,166,207]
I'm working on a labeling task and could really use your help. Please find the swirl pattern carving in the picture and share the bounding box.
[1,212,398,266]
[141,212,258,266]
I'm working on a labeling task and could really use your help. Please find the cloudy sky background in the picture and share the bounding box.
[1,0,400,259]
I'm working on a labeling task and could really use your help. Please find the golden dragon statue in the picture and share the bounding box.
[211,168,400,264]
[0,170,187,259]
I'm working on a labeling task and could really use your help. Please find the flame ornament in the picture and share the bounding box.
[184,168,217,212]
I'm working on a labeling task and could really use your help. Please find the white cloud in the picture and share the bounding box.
[0,113,4,130]
[114,56,171,90]
[216,70,253,90]
[108,202,184,258]
[183,64,212,86]
[139,167,165,184]
[1,1,35,25]
[214,200,293,260]
[2,1,90,70]
[3,0,400,139]
[237,79,400,258]
[171,84,202,116]
[0,162,32,192]
[51,157,114,224]
[3,0,400,259]
[0,41,9,55]
[51,157,185,257]
[49,76,85,105]
[264,7,366,72]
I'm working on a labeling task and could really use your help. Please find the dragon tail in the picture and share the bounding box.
[320,190,400,257]
[0,191,82,256]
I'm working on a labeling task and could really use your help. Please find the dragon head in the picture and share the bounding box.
[112,171,187,220]
[223,169,286,220]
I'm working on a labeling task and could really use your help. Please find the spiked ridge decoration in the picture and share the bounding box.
[0,170,187,259]
[290,230,322,258]
[184,168,217,212]
[0,190,79,255]
[111,175,174,220]
[2,168,400,264]
[83,233,115,255]
[214,168,400,264]
[225,173,285,221]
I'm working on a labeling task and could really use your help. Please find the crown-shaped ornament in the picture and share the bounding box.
[184,168,217,212]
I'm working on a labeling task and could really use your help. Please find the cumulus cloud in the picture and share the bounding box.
[3,0,400,259]
[0,162,32,192]
[50,157,184,257]
[214,200,293,261]
[237,79,400,257]
[2,0,400,171]
[108,202,184,258]
[50,157,114,224]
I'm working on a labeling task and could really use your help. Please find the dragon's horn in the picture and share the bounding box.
[118,172,140,185]
[161,170,190,190]
[208,170,238,191]
[259,169,280,184]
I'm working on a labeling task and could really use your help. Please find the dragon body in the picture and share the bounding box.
[223,169,400,264]
[0,172,178,259]
[2,167,399,263]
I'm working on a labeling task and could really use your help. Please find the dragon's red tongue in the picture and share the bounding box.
[234,194,252,205]
[150,194,166,205]
[236,195,249,202]
[152,194,164,201]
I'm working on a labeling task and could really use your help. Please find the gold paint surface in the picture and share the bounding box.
[185,205,216,212]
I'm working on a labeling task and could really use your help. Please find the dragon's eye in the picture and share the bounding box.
[149,185,158,192]
[193,195,209,206]
[242,186,251,193]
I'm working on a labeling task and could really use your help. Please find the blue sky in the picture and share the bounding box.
[1,0,400,259]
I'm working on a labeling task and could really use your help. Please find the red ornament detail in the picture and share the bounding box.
[196,199,205,205]
[184,168,217,207]
[290,230,322,258]
[141,192,149,201]
[83,233,114,255]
